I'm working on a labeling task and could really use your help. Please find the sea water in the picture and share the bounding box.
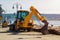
[1,14,60,26]
[34,20,60,26]
[6,18,60,26]
[48,20,60,26]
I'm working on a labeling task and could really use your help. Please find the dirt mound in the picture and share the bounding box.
[48,26,60,35]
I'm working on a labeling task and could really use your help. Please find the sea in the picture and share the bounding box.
[0,13,60,26]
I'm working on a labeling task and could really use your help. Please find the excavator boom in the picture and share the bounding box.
[23,6,49,34]
[23,6,47,27]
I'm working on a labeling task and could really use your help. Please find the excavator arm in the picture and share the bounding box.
[23,6,48,27]
[23,6,49,34]
[30,6,45,21]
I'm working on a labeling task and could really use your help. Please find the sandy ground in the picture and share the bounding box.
[0,26,60,40]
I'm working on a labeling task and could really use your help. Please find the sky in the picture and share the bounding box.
[0,0,60,14]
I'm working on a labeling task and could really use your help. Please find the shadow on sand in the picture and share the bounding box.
[18,36,42,39]
[0,30,60,35]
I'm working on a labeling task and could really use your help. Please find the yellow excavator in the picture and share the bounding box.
[9,6,49,34]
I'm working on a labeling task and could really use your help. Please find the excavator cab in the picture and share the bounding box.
[17,10,29,22]
[9,10,33,32]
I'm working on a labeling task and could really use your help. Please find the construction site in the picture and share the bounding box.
[0,0,60,40]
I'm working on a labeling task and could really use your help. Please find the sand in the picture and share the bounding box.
[0,26,60,40]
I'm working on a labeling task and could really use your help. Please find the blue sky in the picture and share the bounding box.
[0,0,60,14]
